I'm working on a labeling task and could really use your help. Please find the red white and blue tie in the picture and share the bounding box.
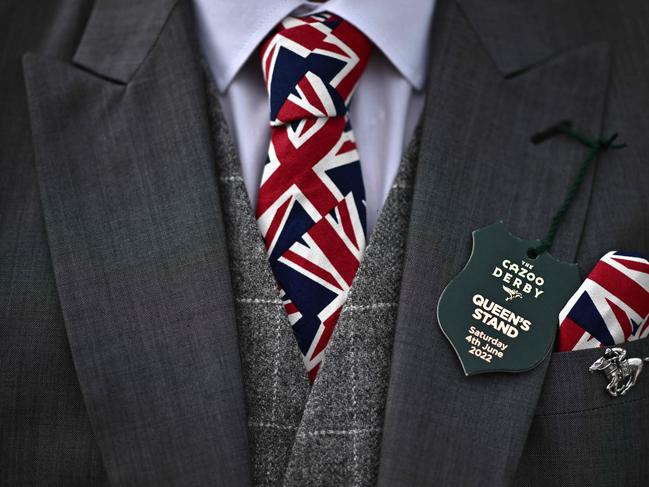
[256,13,372,381]
[558,251,649,351]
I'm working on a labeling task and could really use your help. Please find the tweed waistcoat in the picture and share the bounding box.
[206,73,420,486]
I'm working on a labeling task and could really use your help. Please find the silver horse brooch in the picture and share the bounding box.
[589,347,649,397]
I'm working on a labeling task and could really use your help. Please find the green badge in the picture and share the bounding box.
[437,222,581,375]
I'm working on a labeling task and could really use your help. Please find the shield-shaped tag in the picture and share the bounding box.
[437,222,581,375]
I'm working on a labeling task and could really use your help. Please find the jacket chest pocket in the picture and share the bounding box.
[514,336,649,487]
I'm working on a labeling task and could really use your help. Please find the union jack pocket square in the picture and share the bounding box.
[558,251,649,351]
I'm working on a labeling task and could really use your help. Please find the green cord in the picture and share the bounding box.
[528,121,626,258]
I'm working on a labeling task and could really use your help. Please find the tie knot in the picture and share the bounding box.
[260,13,373,125]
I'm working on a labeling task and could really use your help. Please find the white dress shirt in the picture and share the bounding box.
[193,0,436,234]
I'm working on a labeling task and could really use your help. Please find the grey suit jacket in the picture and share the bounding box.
[1,0,648,485]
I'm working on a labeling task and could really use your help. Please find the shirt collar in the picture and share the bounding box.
[193,0,436,93]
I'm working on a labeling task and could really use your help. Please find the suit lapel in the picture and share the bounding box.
[22,1,251,485]
[379,0,610,485]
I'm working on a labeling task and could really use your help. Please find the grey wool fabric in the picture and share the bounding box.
[206,73,420,486]
[4,0,649,485]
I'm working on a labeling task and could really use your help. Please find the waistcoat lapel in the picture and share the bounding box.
[22,1,251,484]
[378,0,611,485]
[205,74,312,487]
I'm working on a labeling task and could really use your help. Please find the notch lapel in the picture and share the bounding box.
[22,1,251,485]
[379,0,610,485]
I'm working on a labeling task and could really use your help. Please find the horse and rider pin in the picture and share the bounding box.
[590,347,649,397]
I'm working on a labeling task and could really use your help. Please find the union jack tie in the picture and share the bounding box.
[558,252,649,351]
[256,13,372,381]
